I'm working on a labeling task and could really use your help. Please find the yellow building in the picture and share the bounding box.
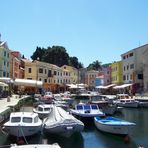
[25,60,72,92]
[111,61,123,84]
[61,65,78,84]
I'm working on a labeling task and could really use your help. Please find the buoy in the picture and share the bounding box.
[17,138,25,145]
[124,135,130,143]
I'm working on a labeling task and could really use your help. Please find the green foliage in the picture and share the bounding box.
[87,60,102,70]
[31,45,84,68]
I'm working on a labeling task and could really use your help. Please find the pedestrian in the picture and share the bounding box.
[138,144,144,148]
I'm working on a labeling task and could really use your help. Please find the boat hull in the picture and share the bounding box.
[94,117,135,135]
[3,125,42,137]
[44,122,84,137]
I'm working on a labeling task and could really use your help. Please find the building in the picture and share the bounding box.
[143,49,148,92]
[121,44,148,92]
[61,65,78,84]
[0,41,10,77]
[10,51,21,79]
[102,66,112,85]
[111,61,123,85]
[25,60,72,92]
[85,70,99,89]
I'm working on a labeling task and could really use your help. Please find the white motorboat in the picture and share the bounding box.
[33,104,53,119]
[114,99,139,108]
[89,95,117,115]
[94,116,136,135]
[43,105,84,137]
[10,143,61,148]
[3,112,42,137]
[70,103,105,118]
[113,94,139,108]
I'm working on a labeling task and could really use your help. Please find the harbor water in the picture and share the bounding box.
[0,106,148,148]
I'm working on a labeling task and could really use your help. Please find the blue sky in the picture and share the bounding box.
[0,0,148,67]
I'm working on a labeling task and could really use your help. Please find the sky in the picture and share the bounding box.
[1,0,148,67]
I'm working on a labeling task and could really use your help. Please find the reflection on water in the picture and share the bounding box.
[1,105,148,148]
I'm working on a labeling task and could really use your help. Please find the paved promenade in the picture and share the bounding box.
[0,95,30,122]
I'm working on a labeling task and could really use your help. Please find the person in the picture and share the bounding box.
[138,144,144,148]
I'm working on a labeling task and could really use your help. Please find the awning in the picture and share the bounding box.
[0,77,13,83]
[96,84,116,89]
[0,82,8,87]
[113,84,133,89]
[14,79,43,87]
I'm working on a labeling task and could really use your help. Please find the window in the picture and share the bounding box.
[3,72,6,77]
[138,74,143,79]
[130,64,134,69]
[45,69,47,74]
[124,66,126,71]
[48,70,52,77]
[11,117,21,123]
[34,116,38,123]
[23,117,32,123]
[4,51,6,56]
[7,62,9,67]
[127,65,129,70]
[54,71,57,75]
[28,68,32,73]
[44,79,47,83]
[129,52,133,57]
[123,75,126,80]
[39,68,43,73]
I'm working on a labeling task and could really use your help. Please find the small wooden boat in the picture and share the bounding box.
[94,116,136,135]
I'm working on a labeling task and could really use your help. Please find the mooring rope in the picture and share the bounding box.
[19,125,28,144]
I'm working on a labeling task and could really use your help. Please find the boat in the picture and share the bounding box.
[39,91,54,104]
[114,98,139,108]
[89,95,117,115]
[3,112,42,137]
[113,94,139,108]
[94,116,136,135]
[135,98,148,107]
[33,104,53,119]
[70,103,105,118]
[43,105,84,137]
[10,143,61,148]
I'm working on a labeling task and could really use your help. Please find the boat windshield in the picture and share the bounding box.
[11,117,21,123]
[84,105,91,110]
[91,105,98,110]
[38,107,43,111]
[44,108,51,111]
[76,105,83,110]
[23,117,32,123]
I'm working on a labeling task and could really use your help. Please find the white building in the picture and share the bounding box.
[121,44,148,91]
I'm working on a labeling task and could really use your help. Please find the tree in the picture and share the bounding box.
[31,45,84,68]
[31,46,46,61]
[42,46,69,67]
[87,60,102,70]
